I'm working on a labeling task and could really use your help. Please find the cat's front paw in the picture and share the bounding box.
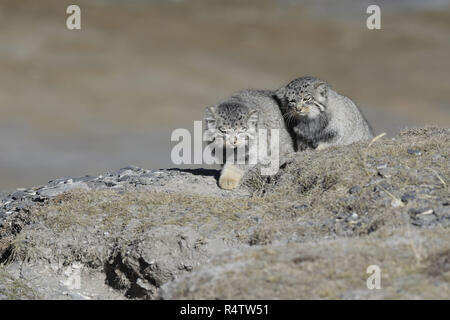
[219,166,244,190]
[316,142,331,151]
[219,175,240,190]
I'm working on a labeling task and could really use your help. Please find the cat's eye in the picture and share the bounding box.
[241,126,248,131]
[219,127,227,133]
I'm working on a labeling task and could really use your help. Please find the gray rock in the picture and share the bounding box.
[102,178,118,187]
[47,177,77,187]
[407,149,422,156]
[435,205,450,222]
[11,191,28,201]
[401,192,416,203]
[137,177,154,185]
[377,168,396,178]
[72,176,97,183]
[349,186,361,194]
[111,166,144,177]
[39,181,90,198]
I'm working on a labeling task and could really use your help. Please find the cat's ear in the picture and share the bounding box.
[314,81,328,102]
[273,87,286,104]
[273,87,288,112]
[205,106,217,129]
[247,110,259,128]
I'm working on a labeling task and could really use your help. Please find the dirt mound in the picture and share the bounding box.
[0,126,448,299]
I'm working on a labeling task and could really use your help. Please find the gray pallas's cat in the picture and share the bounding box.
[204,89,294,190]
[274,76,374,151]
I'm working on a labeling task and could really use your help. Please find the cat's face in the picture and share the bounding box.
[276,76,328,121]
[205,102,258,149]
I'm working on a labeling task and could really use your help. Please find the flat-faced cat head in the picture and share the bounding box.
[204,102,258,149]
[275,76,329,122]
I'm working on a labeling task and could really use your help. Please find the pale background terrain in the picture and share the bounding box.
[0,0,449,191]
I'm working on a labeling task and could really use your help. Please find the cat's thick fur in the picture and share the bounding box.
[274,76,374,151]
[204,89,294,190]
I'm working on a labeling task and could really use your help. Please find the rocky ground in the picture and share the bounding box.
[0,126,449,299]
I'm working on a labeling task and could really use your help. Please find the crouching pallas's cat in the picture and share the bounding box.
[204,89,294,190]
[274,76,374,151]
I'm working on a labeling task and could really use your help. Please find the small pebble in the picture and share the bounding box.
[391,199,404,208]
[407,149,422,156]
[349,186,361,194]
[378,168,395,178]
[401,192,416,203]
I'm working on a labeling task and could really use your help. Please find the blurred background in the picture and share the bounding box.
[0,0,449,191]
